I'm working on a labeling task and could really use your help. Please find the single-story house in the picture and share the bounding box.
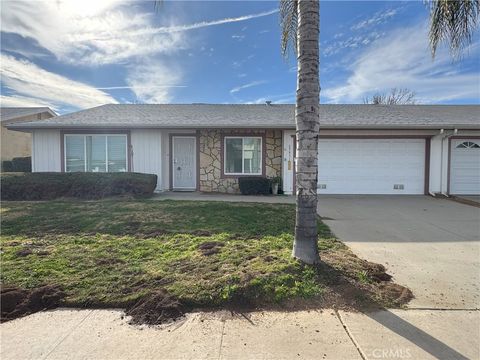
[7,104,480,195]
[1,107,57,162]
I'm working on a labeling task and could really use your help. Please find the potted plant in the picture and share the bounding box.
[271,176,281,195]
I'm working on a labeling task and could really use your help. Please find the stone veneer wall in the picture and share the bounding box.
[199,129,282,193]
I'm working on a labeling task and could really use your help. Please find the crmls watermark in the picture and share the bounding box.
[371,348,412,359]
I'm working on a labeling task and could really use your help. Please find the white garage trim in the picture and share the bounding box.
[316,137,429,195]
[449,137,480,195]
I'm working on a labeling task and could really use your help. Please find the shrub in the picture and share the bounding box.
[238,176,271,195]
[12,157,32,172]
[0,172,157,201]
[1,161,13,172]
[1,157,31,172]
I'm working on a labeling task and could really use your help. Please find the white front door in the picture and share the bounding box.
[282,130,296,194]
[172,136,196,190]
[450,139,480,195]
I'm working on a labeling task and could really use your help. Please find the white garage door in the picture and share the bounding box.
[317,139,425,194]
[450,139,480,195]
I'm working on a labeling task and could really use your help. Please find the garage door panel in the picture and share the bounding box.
[450,139,480,195]
[317,139,425,195]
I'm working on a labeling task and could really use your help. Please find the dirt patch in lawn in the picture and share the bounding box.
[125,289,186,325]
[1,285,65,322]
[197,241,225,256]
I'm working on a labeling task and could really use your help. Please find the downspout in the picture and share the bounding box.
[439,128,458,196]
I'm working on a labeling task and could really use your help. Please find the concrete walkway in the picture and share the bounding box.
[152,191,295,204]
[2,308,478,360]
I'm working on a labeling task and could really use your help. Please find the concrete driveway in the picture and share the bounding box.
[317,195,480,309]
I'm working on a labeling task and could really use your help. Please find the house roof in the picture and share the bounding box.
[0,107,57,123]
[6,104,480,130]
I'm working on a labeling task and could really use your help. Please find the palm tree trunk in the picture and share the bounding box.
[292,0,320,264]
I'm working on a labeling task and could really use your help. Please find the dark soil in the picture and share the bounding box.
[197,241,225,256]
[125,289,186,325]
[15,248,33,257]
[0,285,65,322]
[95,258,126,266]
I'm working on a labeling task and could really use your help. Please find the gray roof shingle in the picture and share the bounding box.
[6,104,480,129]
[0,107,56,123]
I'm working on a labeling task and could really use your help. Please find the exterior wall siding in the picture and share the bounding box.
[428,130,480,194]
[32,129,61,172]
[131,129,163,190]
[1,112,54,161]
[198,129,282,193]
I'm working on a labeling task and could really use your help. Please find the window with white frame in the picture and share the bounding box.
[65,134,128,172]
[224,136,262,175]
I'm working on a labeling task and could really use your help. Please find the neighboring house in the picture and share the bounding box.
[7,104,480,195]
[1,107,57,162]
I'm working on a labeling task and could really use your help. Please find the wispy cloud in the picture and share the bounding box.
[245,92,295,104]
[130,9,278,36]
[0,95,58,110]
[1,0,185,65]
[0,54,117,109]
[232,35,245,41]
[230,80,267,94]
[96,85,187,90]
[322,32,383,57]
[323,22,480,104]
[351,8,399,31]
[126,61,184,103]
[1,2,277,66]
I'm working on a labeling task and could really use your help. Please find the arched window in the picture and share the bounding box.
[456,141,480,149]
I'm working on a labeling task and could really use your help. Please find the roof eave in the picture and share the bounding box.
[7,124,480,130]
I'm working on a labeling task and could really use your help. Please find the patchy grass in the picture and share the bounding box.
[1,199,412,316]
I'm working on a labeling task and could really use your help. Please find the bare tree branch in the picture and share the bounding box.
[363,88,417,105]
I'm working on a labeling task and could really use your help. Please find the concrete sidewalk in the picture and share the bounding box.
[1,308,478,360]
[152,191,295,204]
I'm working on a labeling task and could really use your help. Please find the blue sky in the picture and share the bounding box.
[1,0,479,114]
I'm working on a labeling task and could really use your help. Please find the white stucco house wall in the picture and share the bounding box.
[0,107,57,162]
[7,104,480,196]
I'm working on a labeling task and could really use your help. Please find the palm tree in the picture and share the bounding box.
[429,0,480,58]
[280,0,320,264]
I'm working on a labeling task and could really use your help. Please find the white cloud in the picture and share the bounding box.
[230,81,267,94]
[126,62,184,103]
[129,9,278,36]
[0,54,117,109]
[351,8,398,31]
[0,95,58,110]
[1,0,186,65]
[323,23,480,104]
[322,32,383,57]
[1,2,277,65]
[232,35,245,41]
[245,92,295,104]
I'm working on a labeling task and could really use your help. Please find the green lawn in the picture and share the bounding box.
[1,199,412,311]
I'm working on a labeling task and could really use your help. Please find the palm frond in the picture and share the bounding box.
[429,0,480,58]
[280,0,298,57]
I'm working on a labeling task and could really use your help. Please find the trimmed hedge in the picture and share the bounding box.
[238,176,271,195]
[1,172,157,200]
[2,157,32,172]
[1,161,14,172]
